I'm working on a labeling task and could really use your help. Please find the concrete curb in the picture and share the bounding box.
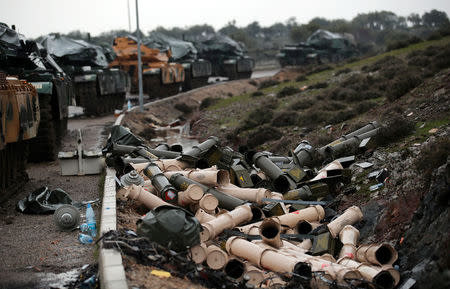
[99,115,128,289]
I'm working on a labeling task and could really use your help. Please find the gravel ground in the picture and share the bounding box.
[0,114,115,289]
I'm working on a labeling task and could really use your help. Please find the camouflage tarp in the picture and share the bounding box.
[144,32,198,61]
[194,34,245,57]
[40,34,109,67]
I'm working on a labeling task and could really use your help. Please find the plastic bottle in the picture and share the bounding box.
[86,204,97,237]
[127,100,131,110]
[78,233,93,244]
[80,222,88,233]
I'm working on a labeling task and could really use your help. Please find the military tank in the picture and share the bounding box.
[0,72,40,201]
[277,29,359,67]
[144,32,211,91]
[0,23,71,161]
[109,35,185,99]
[41,34,127,116]
[194,34,254,80]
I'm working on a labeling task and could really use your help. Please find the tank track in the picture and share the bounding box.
[0,142,29,203]
[75,81,125,116]
[143,75,181,99]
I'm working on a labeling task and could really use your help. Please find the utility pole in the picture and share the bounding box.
[127,0,131,32]
[135,0,144,112]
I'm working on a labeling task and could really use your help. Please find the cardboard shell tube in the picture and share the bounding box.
[356,243,398,266]
[199,193,219,212]
[245,263,265,286]
[206,245,229,270]
[190,243,207,264]
[339,225,360,245]
[259,217,283,248]
[337,257,395,289]
[297,239,313,251]
[217,183,271,204]
[382,265,401,286]
[327,206,363,238]
[224,257,246,280]
[226,237,311,277]
[201,205,253,241]
[177,184,204,207]
[237,205,324,234]
[120,184,169,209]
[164,169,230,187]
[295,220,321,234]
[338,244,357,260]
[278,205,325,228]
[311,160,344,182]
[195,209,216,223]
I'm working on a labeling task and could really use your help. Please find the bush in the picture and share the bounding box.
[276,86,299,98]
[353,100,377,114]
[260,97,279,109]
[329,109,356,124]
[240,108,274,131]
[295,75,308,82]
[292,98,315,110]
[248,79,258,86]
[174,103,193,114]
[407,55,431,67]
[322,100,347,111]
[416,138,450,181]
[307,64,332,75]
[251,91,264,97]
[329,87,358,101]
[374,116,415,146]
[387,72,422,101]
[308,82,328,90]
[138,127,156,140]
[246,125,282,148]
[335,67,352,76]
[271,111,299,127]
[199,97,219,110]
[258,79,280,89]
[297,109,333,126]
[386,36,422,51]
[367,56,404,72]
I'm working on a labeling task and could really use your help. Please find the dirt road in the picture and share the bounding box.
[0,115,115,289]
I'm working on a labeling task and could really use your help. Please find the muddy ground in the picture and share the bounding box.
[0,115,115,289]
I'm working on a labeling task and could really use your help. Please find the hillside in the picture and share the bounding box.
[122,36,449,288]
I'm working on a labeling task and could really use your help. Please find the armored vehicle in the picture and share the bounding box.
[41,34,127,116]
[109,35,184,98]
[277,29,359,67]
[0,23,71,161]
[194,34,254,80]
[144,32,211,91]
[0,72,40,200]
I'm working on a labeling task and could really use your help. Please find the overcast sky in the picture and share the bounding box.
[1,0,449,38]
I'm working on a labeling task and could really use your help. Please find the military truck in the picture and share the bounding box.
[109,35,184,98]
[41,34,127,116]
[0,23,71,161]
[144,32,211,91]
[194,34,254,80]
[277,29,359,67]
[0,72,40,201]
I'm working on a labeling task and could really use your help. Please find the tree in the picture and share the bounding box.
[407,13,422,27]
[422,9,450,28]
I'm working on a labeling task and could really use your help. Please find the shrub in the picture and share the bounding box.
[308,82,328,90]
[199,97,219,110]
[335,67,352,76]
[246,125,282,148]
[271,111,299,127]
[138,127,156,140]
[329,109,356,124]
[415,138,450,182]
[251,91,264,97]
[240,108,274,131]
[248,79,258,86]
[292,98,315,110]
[297,109,333,126]
[276,86,299,98]
[295,75,308,82]
[174,103,193,114]
[374,116,415,146]
[322,100,347,111]
[386,36,422,51]
[307,64,332,75]
[258,79,280,89]
[387,72,422,101]
[353,100,377,114]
